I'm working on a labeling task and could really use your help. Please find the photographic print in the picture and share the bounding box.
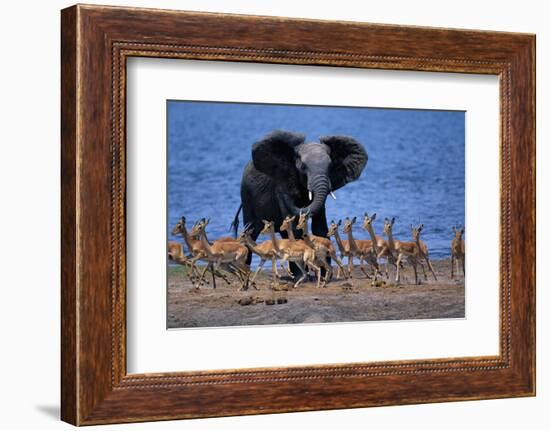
[167,101,465,328]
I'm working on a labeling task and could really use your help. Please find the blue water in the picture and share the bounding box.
[167,101,464,260]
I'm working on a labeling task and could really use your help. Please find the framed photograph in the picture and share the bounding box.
[61,4,535,425]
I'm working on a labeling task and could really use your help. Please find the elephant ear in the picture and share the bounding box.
[320,135,368,190]
[252,130,305,177]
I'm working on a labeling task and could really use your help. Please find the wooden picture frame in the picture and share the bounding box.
[61,4,535,425]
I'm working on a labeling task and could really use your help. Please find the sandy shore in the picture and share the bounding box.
[167,258,464,328]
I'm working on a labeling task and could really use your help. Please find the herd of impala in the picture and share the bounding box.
[168,212,465,291]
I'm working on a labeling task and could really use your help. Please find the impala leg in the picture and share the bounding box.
[347,255,354,279]
[308,261,322,288]
[389,255,399,279]
[190,263,202,284]
[270,258,279,288]
[251,259,266,284]
[232,265,247,291]
[194,264,210,289]
[284,262,293,277]
[426,257,437,281]
[451,255,455,279]
[218,269,232,285]
[380,259,389,279]
[188,255,210,286]
[395,254,403,284]
[326,260,334,284]
[234,263,254,291]
[371,257,380,281]
[210,263,217,289]
[248,265,258,290]
[183,262,194,283]
[280,261,293,278]
[213,264,232,285]
[187,256,201,287]
[333,255,347,280]
[359,257,372,279]
[462,257,465,277]
[279,258,288,278]
[240,264,255,290]
[455,258,460,280]
[377,249,389,279]
[419,261,428,280]
[368,256,379,284]
[272,258,280,279]
[235,271,245,291]
[292,261,309,288]
[320,260,331,287]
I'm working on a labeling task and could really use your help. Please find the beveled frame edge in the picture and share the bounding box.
[61,4,535,425]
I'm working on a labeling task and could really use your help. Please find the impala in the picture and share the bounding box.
[297,210,348,285]
[342,216,380,281]
[191,219,254,291]
[383,218,432,285]
[171,216,231,289]
[362,212,393,279]
[237,224,284,288]
[451,226,465,279]
[263,218,320,289]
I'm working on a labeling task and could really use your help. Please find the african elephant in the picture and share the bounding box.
[231,130,368,266]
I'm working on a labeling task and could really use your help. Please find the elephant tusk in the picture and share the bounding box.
[308,190,313,201]
[330,191,337,200]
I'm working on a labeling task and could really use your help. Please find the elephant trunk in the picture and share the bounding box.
[304,175,330,216]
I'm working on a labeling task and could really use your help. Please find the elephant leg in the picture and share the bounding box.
[280,261,293,277]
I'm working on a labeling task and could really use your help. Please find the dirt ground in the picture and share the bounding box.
[167,258,464,328]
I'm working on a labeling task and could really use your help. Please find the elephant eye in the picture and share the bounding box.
[296,160,306,171]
